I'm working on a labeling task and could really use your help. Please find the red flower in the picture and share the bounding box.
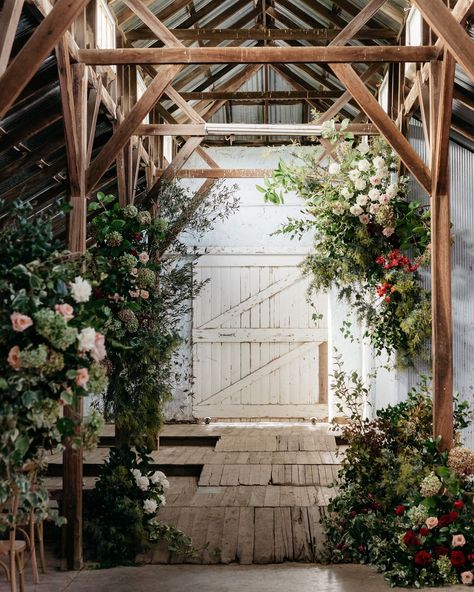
[435,545,450,557]
[414,550,432,566]
[439,511,458,527]
[403,530,420,546]
[419,527,429,537]
[468,553,474,562]
[395,505,406,516]
[385,296,391,303]
[451,550,466,567]
[454,500,465,510]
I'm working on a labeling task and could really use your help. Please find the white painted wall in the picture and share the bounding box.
[164,145,364,421]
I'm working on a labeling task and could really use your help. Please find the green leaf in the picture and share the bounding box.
[88,202,101,212]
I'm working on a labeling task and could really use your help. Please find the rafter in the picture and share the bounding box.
[0,0,25,76]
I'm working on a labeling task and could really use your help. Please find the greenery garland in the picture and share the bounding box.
[259,124,432,364]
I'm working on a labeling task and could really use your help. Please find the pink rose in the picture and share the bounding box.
[10,312,33,332]
[55,303,74,321]
[461,571,474,585]
[140,290,149,300]
[7,346,21,370]
[91,332,107,362]
[453,534,467,547]
[382,227,395,237]
[129,290,139,298]
[425,517,438,529]
[75,367,89,388]
[359,214,370,225]
[139,252,149,264]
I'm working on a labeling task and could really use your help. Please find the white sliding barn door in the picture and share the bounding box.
[192,253,328,419]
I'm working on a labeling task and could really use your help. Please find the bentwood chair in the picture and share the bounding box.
[0,495,26,592]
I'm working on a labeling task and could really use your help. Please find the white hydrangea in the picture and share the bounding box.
[350,204,363,216]
[368,188,380,201]
[69,276,92,303]
[357,159,370,172]
[143,499,158,514]
[357,142,370,155]
[373,156,385,169]
[356,194,368,207]
[77,327,96,351]
[328,162,341,174]
[348,169,361,181]
[354,178,367,191]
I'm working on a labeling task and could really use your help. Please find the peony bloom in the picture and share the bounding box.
[328,162,341,175]
[10,312,33,332]
[140,290,149,300]
[7,345,21,370]
[382,227,395,237]
[70,276,92,303]
[356,194,368,206]
[357,141,370,155]
[350,205,363,217]
[451,550,466,568]
[143,499,158,514]
[425,516,439,529]
[461,571,474,585]
[354,178,367,191]
[75,367,89,388]
[139,252,150,264]
[452,534,466,547]
[357,159,370,172]
[359,214,370,225]
[91,332,106,362]
[77,327,96,352]
[368,188,380,201]
[55,303,74,321]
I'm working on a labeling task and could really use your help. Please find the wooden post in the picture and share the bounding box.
[430,52,455,450]
[61,60,88,570]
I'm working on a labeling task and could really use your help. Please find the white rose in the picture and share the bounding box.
[370,175,381,186]
[373,156,385,169]
[350,205,363,216]
[369,203,380,215]
[379,194,390,205]
[354,178,367,191]
[136,476,150,491]
[358,142,370,155]
[341,187,353,199]
[328,162,340,175]
[161,479,170,490]
[377,167,389,179]
[348,169,360,181]
[69,276,92,303]
[143,499,158,514]
[356,194,368,206]
[150,470,167,484]
[357,159,370,172]
[332,202,345,215]
[368,188,380,201]
[159,497,166,507]
[131,469,141,480]
[77,327,96,351]
[386,183,398,198]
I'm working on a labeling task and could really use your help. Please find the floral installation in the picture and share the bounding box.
[321,360,474,588]
[259,121,432,364]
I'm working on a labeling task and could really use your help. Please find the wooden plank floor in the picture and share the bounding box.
[150,424,340,565]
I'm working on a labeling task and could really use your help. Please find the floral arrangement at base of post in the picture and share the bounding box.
[84,447,194,567]
[321,358,474,588]
[259,119,432,364]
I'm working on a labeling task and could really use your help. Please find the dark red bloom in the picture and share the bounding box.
[435,545,450,557]
[468,553,474,562]
[130,248,138,256]
[419,527,429,537]
[358,545,366,553]
[395,505,406,516]
[454,500,465,510]
[439,511,458,527]
[451,550,466,568]
[349,511,357,518]
[403,530,420,546]
[414,550,432,566]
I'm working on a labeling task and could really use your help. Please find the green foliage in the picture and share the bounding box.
[261,127,432,364]
[322,364,474,587]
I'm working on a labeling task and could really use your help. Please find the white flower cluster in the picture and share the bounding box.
[326,143,400,237]
[69,276,92,303]
[130,468,170,516]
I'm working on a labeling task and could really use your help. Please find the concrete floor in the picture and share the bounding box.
[22,563,466,592]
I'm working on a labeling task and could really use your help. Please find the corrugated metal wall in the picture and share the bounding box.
[408,120,474,447]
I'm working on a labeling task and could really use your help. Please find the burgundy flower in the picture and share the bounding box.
[439,511,458,527]
[454,500,465,510]
[403,530,420,547]
[419,527,429,537]
[395,505,406,516]
[451,550,466,568]
[414,550,432,566]
[435,545,450,557]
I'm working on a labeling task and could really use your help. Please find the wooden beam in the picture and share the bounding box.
[125,26,399,41]
[0,0,92,119]
[117,0,192,25]
[78,46,439,65]
[154,168,276,178]
[431,51,456,451]
[86,65,182,193]
[179,90,344,101]
[411,0,474,82]
[0,0,25,76]
[330,63,432,193]
[135,123,379,136]
[120,0,181,47]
